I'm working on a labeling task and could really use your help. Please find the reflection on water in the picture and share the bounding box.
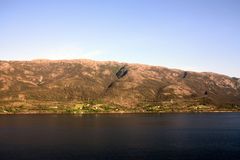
[0,113,240,160]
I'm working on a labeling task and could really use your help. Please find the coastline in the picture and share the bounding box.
[1,100,239,115]
[0,110,239,115]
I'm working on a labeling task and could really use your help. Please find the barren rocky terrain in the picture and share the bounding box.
[0,59,240,114]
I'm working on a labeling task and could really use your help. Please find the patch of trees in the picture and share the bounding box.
[105,66,128,92]
[107,82,115,89]
[116,66,128,79]
[204,91,208,96]
[182,71,188,79]
[232,77,239,81]
[238,79,240,88]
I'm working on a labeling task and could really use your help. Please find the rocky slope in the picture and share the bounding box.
[0,59,240,113]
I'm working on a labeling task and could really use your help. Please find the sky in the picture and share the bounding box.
[0,0,240,77]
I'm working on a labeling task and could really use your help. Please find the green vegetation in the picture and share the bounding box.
[0,100,128,114]
[188,105,214,112]
[0,99,239,114]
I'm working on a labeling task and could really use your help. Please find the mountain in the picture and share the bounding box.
[0,59,240,113]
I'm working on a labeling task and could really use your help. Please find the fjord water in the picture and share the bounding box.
[0,113,240,160]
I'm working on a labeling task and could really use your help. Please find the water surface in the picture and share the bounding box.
[0,113,240,160]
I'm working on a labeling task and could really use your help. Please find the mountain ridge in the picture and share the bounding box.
[2,58,237,78]
[1,59,240,113]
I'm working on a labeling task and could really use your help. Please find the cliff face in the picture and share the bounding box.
[0,59,240,111]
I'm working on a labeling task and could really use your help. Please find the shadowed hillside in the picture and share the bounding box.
[0,59,240,113]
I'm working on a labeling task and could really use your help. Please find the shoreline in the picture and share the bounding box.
[0,110,239,115]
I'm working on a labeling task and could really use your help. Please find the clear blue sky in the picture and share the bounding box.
[0,0,240,77]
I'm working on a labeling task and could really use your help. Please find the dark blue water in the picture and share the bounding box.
[0,113,240,160]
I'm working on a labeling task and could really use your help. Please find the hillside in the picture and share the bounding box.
[0,59,240,114]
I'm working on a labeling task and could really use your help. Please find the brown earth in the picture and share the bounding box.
[0,59,240,113]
